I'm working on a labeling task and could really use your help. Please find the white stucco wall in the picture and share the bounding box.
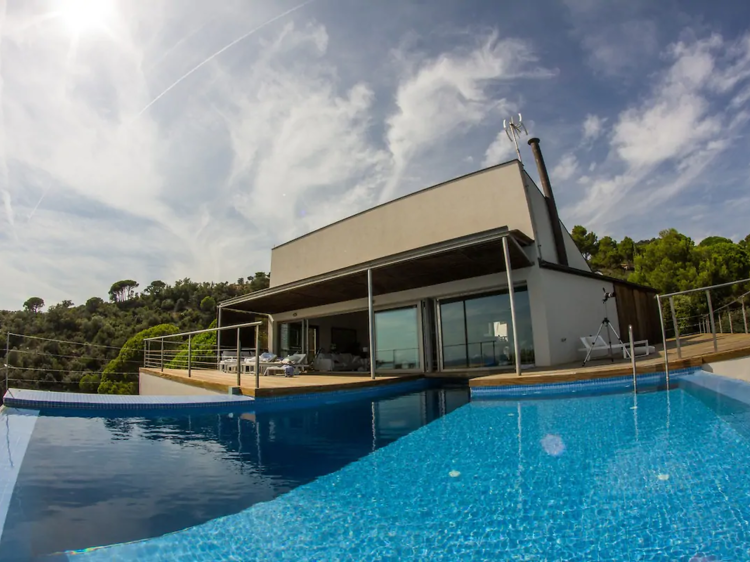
[522,170,590,272]
[537,268,620,365]
[270,162,535,286]
[523,173,554,263]
[139,373,225,396]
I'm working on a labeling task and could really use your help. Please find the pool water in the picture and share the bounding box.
[5,380,750,561]
[0,387,469,560]
[63,384,750,560]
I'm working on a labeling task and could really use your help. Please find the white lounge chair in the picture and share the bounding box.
[624,340,656,358]
[241,353,278,375]
[219,351,252,373]
[579,335,625,355]
[579,336,655,363]
[264,354,309,377]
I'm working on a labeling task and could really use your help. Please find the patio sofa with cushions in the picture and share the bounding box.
[313,353,366,372]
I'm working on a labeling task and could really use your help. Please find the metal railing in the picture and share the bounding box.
[657,278,750,380]
[374,347,420,370]
[143,321,263,389]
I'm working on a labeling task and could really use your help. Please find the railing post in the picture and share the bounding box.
[5,332,10,392]
[187,334,192,378]
[707,291,718,352]
[255,326,260,389]
[743,301,748,334]
[629,325,637,392]
[729,311,734,334]
[160,338,164,372]
[657,295,669,381]
[668,296,681,359]
[217,307,223,371]
[236,327,242,387]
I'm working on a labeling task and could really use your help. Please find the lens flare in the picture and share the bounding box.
[541,434,566,457]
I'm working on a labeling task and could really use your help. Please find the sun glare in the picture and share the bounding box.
[57,0,114,35]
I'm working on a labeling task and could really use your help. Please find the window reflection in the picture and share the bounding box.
[375,307,420,370]
[439,287,534,369]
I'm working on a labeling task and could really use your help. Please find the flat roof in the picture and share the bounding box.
[222,228,533,315]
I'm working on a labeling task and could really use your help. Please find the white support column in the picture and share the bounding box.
[368,269,376,380]
[502,236,522,377]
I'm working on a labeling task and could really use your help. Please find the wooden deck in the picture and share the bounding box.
[470,333,750,387]
[141,333,750,397]
[140,367,422,398]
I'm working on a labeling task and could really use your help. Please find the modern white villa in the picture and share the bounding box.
[218,138,660,377]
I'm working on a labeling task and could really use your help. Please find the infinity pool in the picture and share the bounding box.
[4,377,750,560]
[0,387,468,561]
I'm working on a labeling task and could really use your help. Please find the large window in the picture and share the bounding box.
[439,287,534,369]
[375,307,420,370]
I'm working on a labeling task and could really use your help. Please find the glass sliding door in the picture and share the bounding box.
[374,306,421,371]
[279,322,303,357]
[439,287,534,369]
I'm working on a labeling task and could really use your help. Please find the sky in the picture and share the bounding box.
[1,0,749,310]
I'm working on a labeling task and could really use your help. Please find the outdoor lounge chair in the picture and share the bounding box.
[241,352,278,375]
[264,354,309,377]
[578,336,627,359]
[219,351,251,373]
[578,336,655,361]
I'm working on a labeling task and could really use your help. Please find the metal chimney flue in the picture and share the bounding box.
[527,137,568,267]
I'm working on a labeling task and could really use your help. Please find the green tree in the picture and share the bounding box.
[248,272,270,292]
[108,280,139,303]
[698,236,734,247]
[85,297,104,313]
[590,236,622,272]
[144,280,166,296]
[620,236,636,265]
[628,229,699,294]
[571,226,599,262]
[200,296,216,312]
[79,373,101,393]
[98,324,180,394]
[167,320,218,369]
[23,297,45,313]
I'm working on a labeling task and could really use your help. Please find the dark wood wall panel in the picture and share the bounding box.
[614,283,661,344]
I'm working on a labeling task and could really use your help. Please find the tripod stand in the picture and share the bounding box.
[581,290,631,367]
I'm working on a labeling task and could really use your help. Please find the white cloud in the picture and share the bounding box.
[582,114,605,141]
[381,31,554,202]
[551,154,579,182]
[563,32,750,235]
[0,1,557,309]
[481,132,517,167]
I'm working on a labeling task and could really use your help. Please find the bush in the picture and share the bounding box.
[167,320,217,369]
[79,373,101,393]
[98,323,180,395]
[200,296,216,312]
